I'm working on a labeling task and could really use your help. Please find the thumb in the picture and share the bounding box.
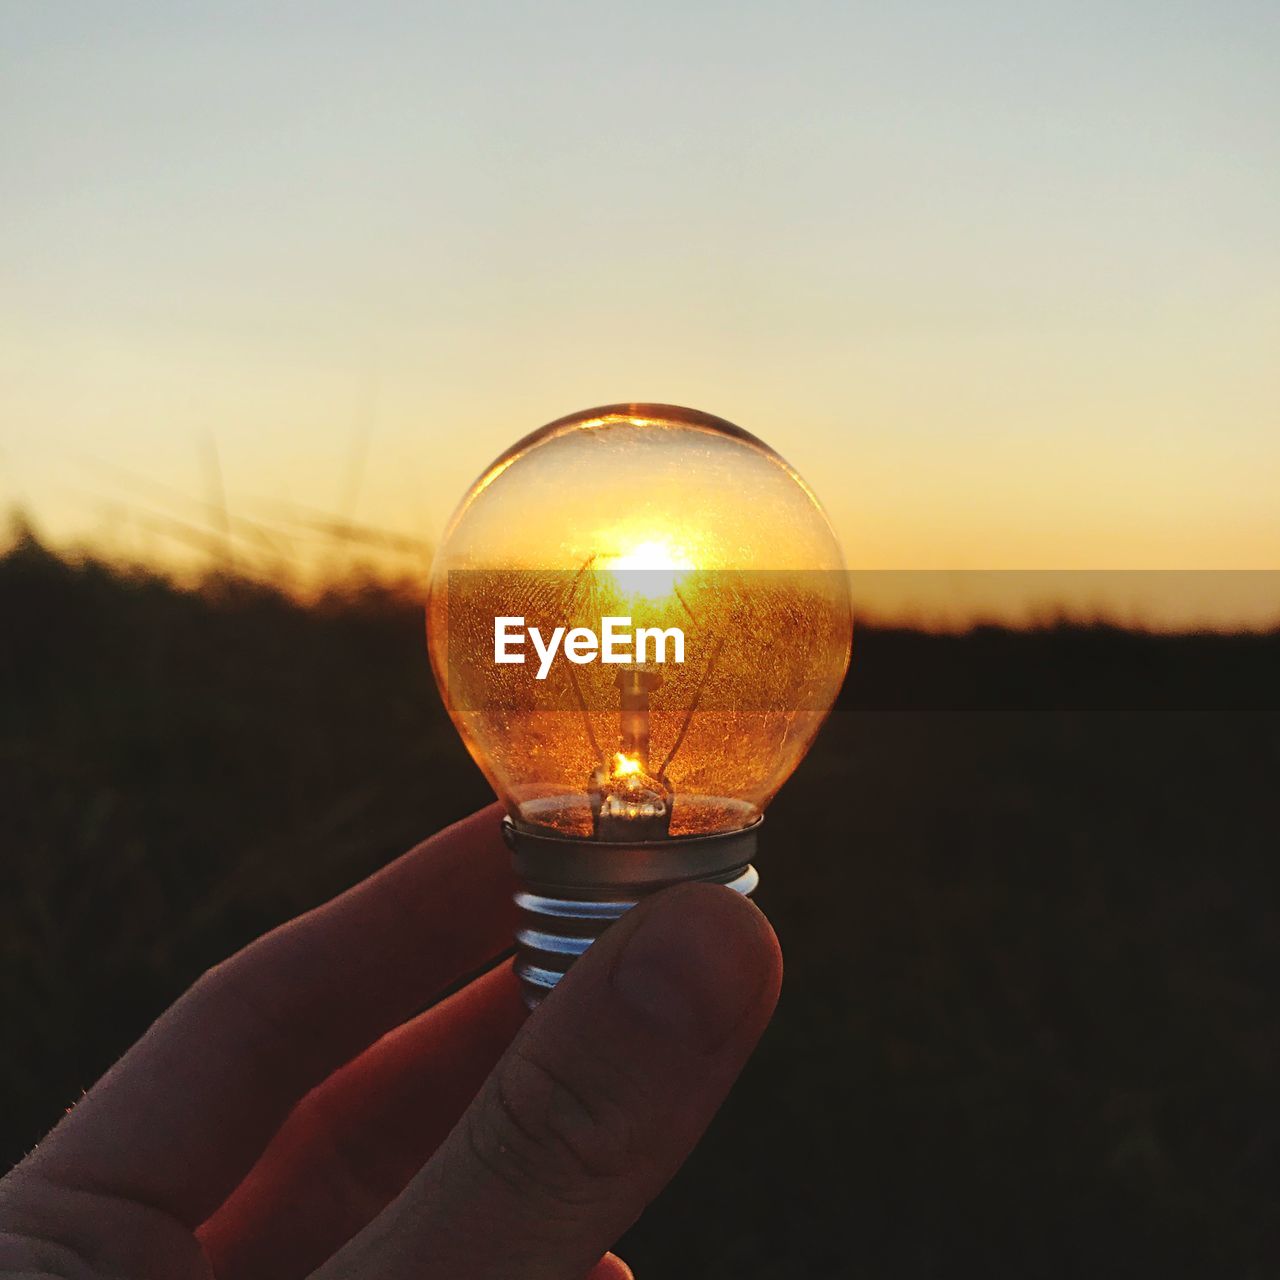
[313,881,781,1280]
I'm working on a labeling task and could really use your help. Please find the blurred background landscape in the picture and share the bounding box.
[3,519,1277,1278]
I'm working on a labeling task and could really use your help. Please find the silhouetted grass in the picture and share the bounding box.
[2,531,1277,1278]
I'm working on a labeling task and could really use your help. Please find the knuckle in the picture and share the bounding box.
[467,1043,639,1212]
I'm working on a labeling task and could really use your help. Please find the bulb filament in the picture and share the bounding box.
[589,667,672,840]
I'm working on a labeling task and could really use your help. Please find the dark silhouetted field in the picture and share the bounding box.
[2,531,1277,1278]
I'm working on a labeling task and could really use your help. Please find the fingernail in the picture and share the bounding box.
[609,883,773,1054]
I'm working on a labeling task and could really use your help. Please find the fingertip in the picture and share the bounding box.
[606,882,782,1055]
[412,800,508,863]
[590,1253,635,1279]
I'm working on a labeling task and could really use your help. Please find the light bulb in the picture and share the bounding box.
[427,404,851,1004]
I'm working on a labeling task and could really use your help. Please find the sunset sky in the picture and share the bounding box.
[3,3,1278,623]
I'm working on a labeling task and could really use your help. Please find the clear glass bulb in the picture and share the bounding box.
[427,404,851,848]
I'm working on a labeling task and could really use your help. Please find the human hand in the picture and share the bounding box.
[0,804,782,1279]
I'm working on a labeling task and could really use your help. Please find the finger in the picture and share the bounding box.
[202,962,526,1280]
[22,803,516,1229]
[314,882,782,1280]
[588,1255,633,1279]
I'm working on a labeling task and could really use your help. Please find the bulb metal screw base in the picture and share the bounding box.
[503,815,761,1009]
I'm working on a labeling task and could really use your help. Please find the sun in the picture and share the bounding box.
[600,536,696,602]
